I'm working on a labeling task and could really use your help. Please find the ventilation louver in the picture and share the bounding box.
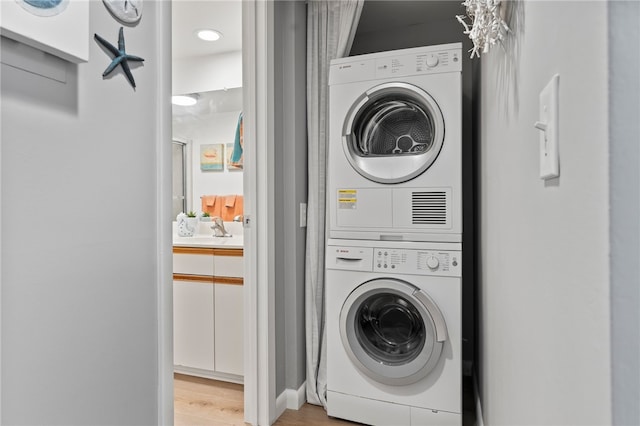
[412,191,447,225]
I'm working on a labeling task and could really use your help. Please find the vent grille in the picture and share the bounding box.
[412,191,447,225]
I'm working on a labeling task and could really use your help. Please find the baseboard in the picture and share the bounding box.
[173,366,243,384]
[291,381,307,409]
[473,374,485,426]
[275,381,307,419]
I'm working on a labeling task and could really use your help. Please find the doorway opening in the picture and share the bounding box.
[170,1,249,424]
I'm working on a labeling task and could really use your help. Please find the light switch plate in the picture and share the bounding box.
[538,74,560,179]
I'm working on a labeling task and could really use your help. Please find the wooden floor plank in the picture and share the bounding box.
[274,404,360,426]
[174,374,245,426]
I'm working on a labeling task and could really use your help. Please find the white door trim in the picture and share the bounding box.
[155,1,173,425]
[242,1,276,424]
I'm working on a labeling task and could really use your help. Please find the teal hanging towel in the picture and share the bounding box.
[231,112,243,166]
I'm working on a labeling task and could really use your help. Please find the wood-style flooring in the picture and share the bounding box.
[175,373,475,425]
[174,373,359,426]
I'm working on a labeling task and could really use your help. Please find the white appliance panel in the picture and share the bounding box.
[411,406,461,425]
[327,391,411,426]
[336,188,393,229]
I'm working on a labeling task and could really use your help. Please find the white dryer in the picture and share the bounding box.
[325,239,462,426]
[328,44,462,242]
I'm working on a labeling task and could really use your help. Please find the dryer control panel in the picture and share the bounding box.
[373,248,461,277]
[374,48,461,79]
[329,43,462,85]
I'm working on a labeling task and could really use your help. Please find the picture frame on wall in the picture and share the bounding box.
[200,144,224,171]
[0,0,89,63]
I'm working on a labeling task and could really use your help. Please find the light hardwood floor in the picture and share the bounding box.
[175,373,475,425]
[174,373,359,426]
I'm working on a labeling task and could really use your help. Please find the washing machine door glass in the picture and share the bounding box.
[343,82,445,184]
[356,293,426,365]
[340,278,448,386]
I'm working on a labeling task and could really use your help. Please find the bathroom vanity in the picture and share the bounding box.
[172,232,244,383]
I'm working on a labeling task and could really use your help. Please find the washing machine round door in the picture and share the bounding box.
[339,278,448,386]
[342,82,445,184]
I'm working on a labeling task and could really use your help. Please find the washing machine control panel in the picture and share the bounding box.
[374,248,461,277]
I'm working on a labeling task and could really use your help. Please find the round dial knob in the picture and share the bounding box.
[426,54,439,68]
[426,256,439,270]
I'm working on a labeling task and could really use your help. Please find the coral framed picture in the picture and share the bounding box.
[200,144,224,171]
[0,0,89,63]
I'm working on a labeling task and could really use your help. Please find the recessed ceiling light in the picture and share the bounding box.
[172,94,199,106]
[196,29,222,42]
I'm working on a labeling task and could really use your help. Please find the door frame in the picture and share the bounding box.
[157,1,275,425]
[242,0,276,425]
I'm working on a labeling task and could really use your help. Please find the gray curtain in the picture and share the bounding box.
[305,0,364,408]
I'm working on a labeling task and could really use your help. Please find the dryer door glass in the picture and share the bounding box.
[343,82,445,184]
[340,278,448,386]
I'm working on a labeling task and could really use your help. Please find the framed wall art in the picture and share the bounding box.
[200,144,224,171]
[0,0,89,63]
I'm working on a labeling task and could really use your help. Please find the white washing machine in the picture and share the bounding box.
[328,44,462,242]
[325,239,461,426]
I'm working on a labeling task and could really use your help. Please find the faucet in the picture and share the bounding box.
[211,217,231,237]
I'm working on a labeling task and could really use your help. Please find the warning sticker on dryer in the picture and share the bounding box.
[338,190,357,209]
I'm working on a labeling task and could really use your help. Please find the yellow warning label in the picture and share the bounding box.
[338,189,357,209]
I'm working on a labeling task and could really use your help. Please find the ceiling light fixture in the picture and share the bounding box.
[196,29,223,42]
[172,94,199,106]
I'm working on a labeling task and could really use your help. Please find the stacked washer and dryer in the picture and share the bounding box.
[325,43,464,425]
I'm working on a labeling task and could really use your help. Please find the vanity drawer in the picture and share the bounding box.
[213,249,244,278]
[173,247,215,276]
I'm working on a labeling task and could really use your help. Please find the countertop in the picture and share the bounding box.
[173,234,244,249]
[172,221,244,249]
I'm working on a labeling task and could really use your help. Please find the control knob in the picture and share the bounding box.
[426,54,439,68]
[426,256,439,270]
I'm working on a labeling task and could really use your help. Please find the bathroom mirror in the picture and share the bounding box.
[172,87,243,220]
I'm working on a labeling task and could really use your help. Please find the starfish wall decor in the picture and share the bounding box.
[94,27,145,88]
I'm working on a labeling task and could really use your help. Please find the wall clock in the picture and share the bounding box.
[102,0,142,24]
[16,0,69,17]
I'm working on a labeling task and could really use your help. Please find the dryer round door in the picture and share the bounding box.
[342,82,445,184]
[339,278,448,386]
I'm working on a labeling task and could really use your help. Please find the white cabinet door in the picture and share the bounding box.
[214,283,244,376]
[173,280,215,371]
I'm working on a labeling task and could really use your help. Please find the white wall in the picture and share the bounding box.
[0,1,170,423]
[172,51,242,95]
[478,1,610,424]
